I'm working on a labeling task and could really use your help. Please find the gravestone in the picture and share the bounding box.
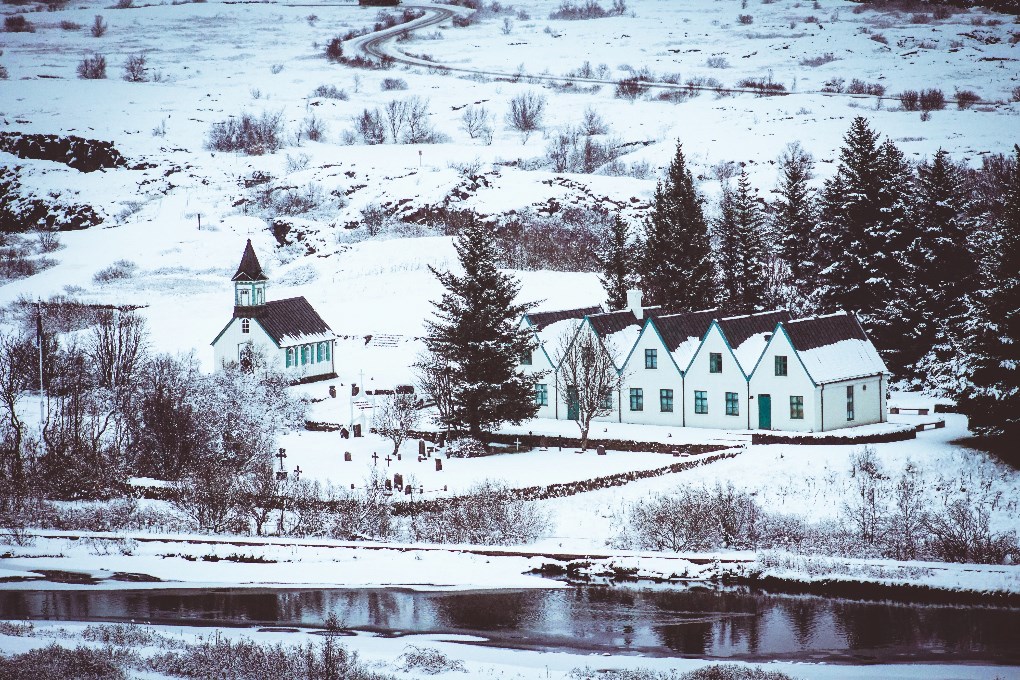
[353,424,362,438]
[404,485,412,495]
[350,483,355,490]
[384,478,392,491]
[397,453,402,461]
[340,427,350,439]
[344,451,352,462]
[419,440,426,457]
[596,444,606,456]
[438,432,446,448]
[435,458,443,472]
[329,385,336,398]
[394,473,403,489]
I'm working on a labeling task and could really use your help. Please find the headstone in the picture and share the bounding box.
[353,423,362,438]
[438,432,446,448]
[418,440,426,457]
[397,453,402,461]
[435,458,443,472]
[394,473,403,489]
[443,484,447,492]
[596,444,606,456]
[419,485,424,494]
[344,451,352,462]
[672,451,680,457]
[340,427,349,439]
[404,484,412,495]
[385,479,392,491]
[351,483,355,490]
[329,385,337,398]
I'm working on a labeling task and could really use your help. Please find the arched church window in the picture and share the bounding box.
[286,348,294,368]
[317,343,324,362]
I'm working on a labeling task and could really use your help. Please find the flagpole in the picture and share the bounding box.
[37,300,45,456]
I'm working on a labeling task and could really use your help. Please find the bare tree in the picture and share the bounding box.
[355,108,385,145]
[579,106,609,136]
[88,309,147,390]
[554,322,625,451]
[505,91,547,142]
[372,392,421,454]
[122,53,147,82]
[460,105,493,143]
[403,96,434,143]
[618,486,718,551]
[842,446,889,547]
[384,99,408,143]
[413,351,454,429]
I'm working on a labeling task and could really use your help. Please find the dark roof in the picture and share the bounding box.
[784,312,869,352]
[587,309,641,337]
[527,305,602,331]
[651,308,718,352]
[258,297,333,345]
[719,310,791,349]
[232,239,268,282]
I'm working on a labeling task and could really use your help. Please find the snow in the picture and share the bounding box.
[799,338,889,384]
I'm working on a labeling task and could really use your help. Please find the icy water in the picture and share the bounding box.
[2,585,1019,663]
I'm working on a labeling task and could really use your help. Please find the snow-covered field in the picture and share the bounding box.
[3,0,1020,673]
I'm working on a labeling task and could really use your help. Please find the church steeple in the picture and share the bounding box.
[232,239,268,316]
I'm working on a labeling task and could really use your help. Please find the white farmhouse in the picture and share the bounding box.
[211,239,337,382]
[748,311,889,432]
[520,305,602,419]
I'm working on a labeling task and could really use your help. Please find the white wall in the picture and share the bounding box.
[748,331,817,432]
[213,318,277,369]
[682,324,749,430]
[620,324,684,426]
[520,334,558,420]
[819,374,885,432]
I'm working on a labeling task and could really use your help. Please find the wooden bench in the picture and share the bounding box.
[890,407,929,415]
[914,420,946,432]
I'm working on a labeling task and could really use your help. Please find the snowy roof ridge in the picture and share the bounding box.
[779,311,889,384]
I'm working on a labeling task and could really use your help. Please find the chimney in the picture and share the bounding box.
[627,288,643,320]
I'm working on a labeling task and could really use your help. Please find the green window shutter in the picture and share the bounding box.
[325,342,331,361]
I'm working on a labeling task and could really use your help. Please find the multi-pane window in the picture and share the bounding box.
[241,318,250,334]
[317,343,325,362]
[790,395,804,419]
[775,355,788,376]
[286,348,294,368]
[629,388,644,411]
[660,389,674,412]
[645,348,657,369]
[520,349,532,366]
[847,386,855,421]
[725,392,739,416]
[535,383,548,406]
[694,390,708,414]
[325,342,331,360]
[601,390,614,410]
[301,345,309,365]
[709,352,722,373]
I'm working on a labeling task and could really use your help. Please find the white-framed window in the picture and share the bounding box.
[241,318,250,334]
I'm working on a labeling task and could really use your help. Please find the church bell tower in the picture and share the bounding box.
[232,239,268,318]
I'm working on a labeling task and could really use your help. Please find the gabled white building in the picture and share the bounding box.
[211,240,336,382]
[519,305,602,419]
[748,312,888,432]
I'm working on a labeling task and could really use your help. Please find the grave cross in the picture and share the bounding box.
[371,452,379,466]
[293,465,303,480]
[514,437,521,452]
[276,448,287,472]
[385,454,393,467]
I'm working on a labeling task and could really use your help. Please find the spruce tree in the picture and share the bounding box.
[713,180,740,306]
[773,142,818,286]
[961,145,1020,441]
[639,143,718,312]
[424,217,538,438]
[731,170,770,314]
[597,215,634,311]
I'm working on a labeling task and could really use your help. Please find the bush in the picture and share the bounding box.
[924,497,1019,564]
[0,644,129,680]
[91,14,107,37]
[354,108,386,145]
[737,14,753,24]
[445,437,487,458]
[300,114,326,142]
[398,646,466,674]
[78,53,107,79]
[910,12,930,24]
[381,77,408,90]
[122,53,147,82]
[846,78,885,96]
[505,90,547,140]
[207,110,286,155]
[615,76,648,100]
[955,89,980,109]
[4,15,34,32]
[311,84,348,100]
[898,89,920,111]
[706,56,729,69]
[93,259,137,283]
[800,53,836,67]
[1012,85,1020,103]
[325,36,344,62]
[0,65,8,80]
[919,88,946,111]
[549,0,612,20]
[407,480,551,545]
[60,20,82,30]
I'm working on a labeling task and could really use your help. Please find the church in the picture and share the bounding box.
[211,240,337,381]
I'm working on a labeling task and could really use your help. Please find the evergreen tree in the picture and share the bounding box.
[638,143,718,312]
[597,215,634,311]
[731,170,770,314]
[713,180,740,303]
[960,145,1020,441]
[424,217,538,438]
[773,142,818,286]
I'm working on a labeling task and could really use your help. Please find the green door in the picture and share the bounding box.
[758,394,772,430]
[566,386,579,421]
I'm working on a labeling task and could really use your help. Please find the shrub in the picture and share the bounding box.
[78,53,108,79]
[381,77,408,90]
[114,0,133,7]
[898,89,920,111]
[0,644,129,680]
[398,646,466,674]
[919,88,946,111]
[800,52,836,67]
[460,105,493,143]
[122,53,147,82]
[505,90,547,141]
[846,78,884,96]
[300,114,326,142]
[0,65,7,80]
[91,14,108,37]
[4,15,34,32]
[870,33,888,45]
[207,110,286,155]
[325,36,344,62]
[615,76,648,100]
[60,20,82,30]
[407,480,551,545]
[311,84,348,100]
[706,56,729,68]
[737,14,753,24]
[445,437,487,458]
[932,5,953,20]
[955,89,980,109]
[354,108,386,144]
[925,497,1020,564]
[549,0,611,20]
[910,12,930,24]
[1012,86,1020,103]
[93,259,137,283]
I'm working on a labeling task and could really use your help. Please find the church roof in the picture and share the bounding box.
[232,239,268,282]
[258,297,334,346]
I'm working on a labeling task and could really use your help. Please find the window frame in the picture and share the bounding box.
[520,348,533,366]
[629,388,644,412]
[645,348,657,369]
[725,391,739,416]
[660,388,674,413]
[286,348,294,368]
[709,352,722,373]
[846,385,855,421]
[694,390,708,414]
[535,383,548,406]
[790,395,804,420]
[775,355,788,376]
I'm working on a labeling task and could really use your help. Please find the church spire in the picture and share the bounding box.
[232,239,268,282]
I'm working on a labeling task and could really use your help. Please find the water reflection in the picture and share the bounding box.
[1,585,1018,663]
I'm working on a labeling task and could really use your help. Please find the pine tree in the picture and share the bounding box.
[597,215,634,311]
[424,217,538,438]
[960,145,1020,441]
[713,180,740,304]
[731,171,770,314]
[773,142,817,286]
[638,143,718,312]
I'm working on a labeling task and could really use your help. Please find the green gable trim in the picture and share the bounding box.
[620,317,685,378]
[683,319,748,380]
[746,322,818,388]
[210,316,282,349]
